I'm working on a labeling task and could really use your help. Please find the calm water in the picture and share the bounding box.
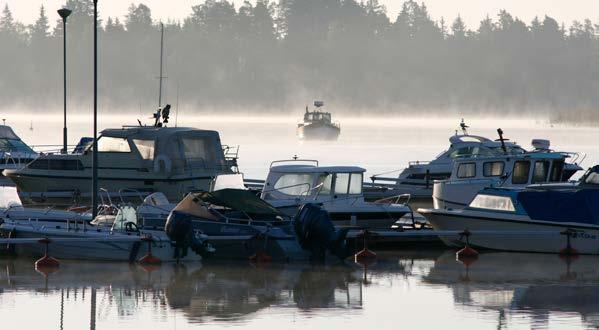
[2,251,599,329]
[3,113,599,329]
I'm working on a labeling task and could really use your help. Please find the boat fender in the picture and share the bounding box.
[294,203,350,261]
[165,210,214,258]
[154,154,172,173]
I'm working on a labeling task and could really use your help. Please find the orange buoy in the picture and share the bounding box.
[35,238,60,269]
[355,229,377,263]
[559,229,579,257]
[249,250,272,263]
[138,236,161,265]
[455,229,478,263]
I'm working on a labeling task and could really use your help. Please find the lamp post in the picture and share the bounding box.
[57,8,71,155]
[92,0,98,218]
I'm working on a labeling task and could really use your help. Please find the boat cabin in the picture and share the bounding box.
[261,161,365,201]
[26,126,233,174]
[450,152,571,186]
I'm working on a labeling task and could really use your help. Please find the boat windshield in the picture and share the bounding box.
[449,146,496,159]
[0,138,35,153]
[469,194,515,212]
[273,173,315,196]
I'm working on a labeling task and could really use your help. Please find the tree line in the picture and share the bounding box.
[1,0,598,118]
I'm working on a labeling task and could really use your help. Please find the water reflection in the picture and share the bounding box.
[425,251,599,329]
[3,251,599,329]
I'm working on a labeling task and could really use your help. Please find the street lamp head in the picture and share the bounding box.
[57,8,72,20]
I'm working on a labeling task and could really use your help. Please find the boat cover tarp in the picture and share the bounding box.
[518,189,599,224]
[196,189,282,216]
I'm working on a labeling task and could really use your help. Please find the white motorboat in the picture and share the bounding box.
[365,121,583,203]
[419,168,599,254]
[0,125,37,185]
[260,159,414,230]
[0,203,209,262]
[297,101,340,141]
[432,150,582,209]
[4,114,238,203]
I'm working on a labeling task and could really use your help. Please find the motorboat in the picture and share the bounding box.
[0,124,37,185]
[260,159,414,230]
[364,121,583,204]
[4,112,238,203]
[166,189,352,262]
[297,101,340,141]
[432,150,582,209]
[419,167,599,254]
[0,202,210,262]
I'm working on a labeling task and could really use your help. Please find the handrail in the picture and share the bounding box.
[261,182,313,197]
[269,159,319,169]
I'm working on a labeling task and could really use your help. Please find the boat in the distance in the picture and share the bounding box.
[297,101,340,141]
[4,109,239,203]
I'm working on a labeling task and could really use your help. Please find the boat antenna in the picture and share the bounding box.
[496,128,508,154]
[158,22,166,109]
[459,118,469,135]
[175,80,179,127]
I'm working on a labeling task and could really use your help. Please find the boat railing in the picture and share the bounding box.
[0,151,37,168]
[270,159,319,169]
[408,160,431,166]
[373,193,411,205]
[564,151,586,165]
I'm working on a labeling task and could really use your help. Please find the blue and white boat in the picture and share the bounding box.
[419,167,599,254]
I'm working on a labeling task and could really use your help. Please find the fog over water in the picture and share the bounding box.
[7,112,599,180]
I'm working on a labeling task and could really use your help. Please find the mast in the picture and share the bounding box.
[158,22,165,108]
[92,0,98,218]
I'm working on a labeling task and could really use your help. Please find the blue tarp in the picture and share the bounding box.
[518,189,599,225]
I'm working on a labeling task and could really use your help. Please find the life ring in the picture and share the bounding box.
[153,154,172,173]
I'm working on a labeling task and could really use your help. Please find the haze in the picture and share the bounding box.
[5,0,599,29]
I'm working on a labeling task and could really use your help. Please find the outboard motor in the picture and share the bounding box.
[165,210,214,258]
[294,203,351,262]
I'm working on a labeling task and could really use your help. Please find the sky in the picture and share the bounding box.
[2,0,599,29]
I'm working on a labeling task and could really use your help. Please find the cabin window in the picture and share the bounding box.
[182,137,216,167]
[469,194,515,212]
[550,160,565,182]
[133,139,155,160]
[334,173,350,194]
[28,159,83,170]
[450,147,494,159]
[457,163,476,178]
[28,158,49,169]
[349,173,363,194]
[97,137,131,153]
[512,161,531,184]
[273,174,314,196]
[483,161,504,177]
[316,174,333,194]
[532,161,550,183]
[0,138,35,153]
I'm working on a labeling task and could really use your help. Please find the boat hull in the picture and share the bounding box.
[421,209,599,254]
[297,123,340,141]
[6,170,214,203]
[0,223,203,262]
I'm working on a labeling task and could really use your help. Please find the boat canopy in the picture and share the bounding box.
[177,189,282,216]
[270,165,365,174]
[0,125,20,140]
[518,189,599,225]
[98,126,228,172]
